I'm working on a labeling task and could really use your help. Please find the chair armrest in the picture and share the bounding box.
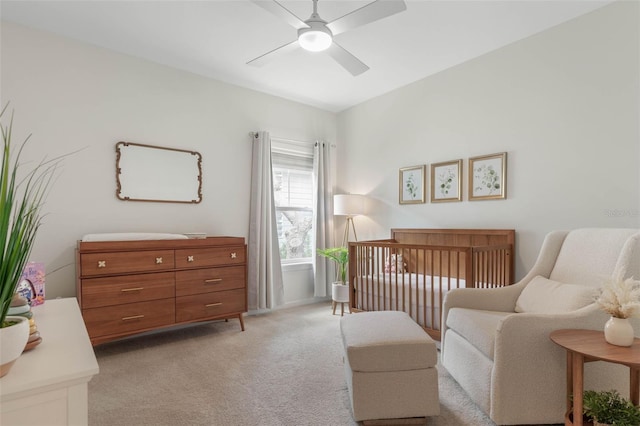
[443,281,526,313]
[496,304,607,338]
[496,305,640,352]
[441,282,526,350]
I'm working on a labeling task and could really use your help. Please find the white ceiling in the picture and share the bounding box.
[1,0,612,113]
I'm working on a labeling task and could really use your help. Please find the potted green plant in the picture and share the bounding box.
[0,105,59,377]
[317,247,349,306]
[317,246,348,284]
[582,389,640,426]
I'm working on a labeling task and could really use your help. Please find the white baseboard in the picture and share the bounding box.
[246,297,331,316]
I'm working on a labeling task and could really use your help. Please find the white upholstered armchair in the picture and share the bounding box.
[441,228,640,425]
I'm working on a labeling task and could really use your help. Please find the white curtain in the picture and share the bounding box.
[248,131,284,310]
[313,141,334,297]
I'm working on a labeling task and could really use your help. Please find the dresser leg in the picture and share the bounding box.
[238,313,245,331]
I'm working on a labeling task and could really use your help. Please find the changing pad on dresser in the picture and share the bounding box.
[81,232,189,242]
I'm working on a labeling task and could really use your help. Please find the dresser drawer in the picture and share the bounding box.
[80,250,175,276]
[81,272,175,309]
[176,288,246,322]
[82,299,175,339]
[175,246,245,269]
[175,266,245,297]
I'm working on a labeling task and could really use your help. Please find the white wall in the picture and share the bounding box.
[336,1,640,279]
[0,22,336,299]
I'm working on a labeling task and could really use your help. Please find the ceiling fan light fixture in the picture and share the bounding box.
[298,24,332,52]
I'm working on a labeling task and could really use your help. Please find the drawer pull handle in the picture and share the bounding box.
[230,252,237,259]
[204,278,222,284]
[156,257,163,264]
[122,315,145,321]
[121,287,144,292]
[98,260,106,268]
[187,255,194,262]
[205,302,223,308]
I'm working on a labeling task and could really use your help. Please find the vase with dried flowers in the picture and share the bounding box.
[595,272,640,347]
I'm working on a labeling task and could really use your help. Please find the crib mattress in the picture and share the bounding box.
[355,273,466,329]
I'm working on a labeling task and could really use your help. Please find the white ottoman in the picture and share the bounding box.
[340,311,440,423]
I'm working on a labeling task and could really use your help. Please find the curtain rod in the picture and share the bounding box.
[249,132,317,146]
[249,132,335,148]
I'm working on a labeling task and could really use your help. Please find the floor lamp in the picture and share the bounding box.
[334,194,366,248]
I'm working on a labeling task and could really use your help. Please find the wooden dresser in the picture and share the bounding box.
[76,236,247,345]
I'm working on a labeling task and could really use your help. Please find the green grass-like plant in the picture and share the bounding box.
[0,105,59,327]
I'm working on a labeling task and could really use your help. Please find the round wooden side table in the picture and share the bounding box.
[550,329,640,426]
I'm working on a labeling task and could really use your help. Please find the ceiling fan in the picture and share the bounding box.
[247,0,407,76]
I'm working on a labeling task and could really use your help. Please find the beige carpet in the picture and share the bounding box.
[88,302,497,425]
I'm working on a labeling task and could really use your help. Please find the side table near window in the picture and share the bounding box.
[550,329,640,426]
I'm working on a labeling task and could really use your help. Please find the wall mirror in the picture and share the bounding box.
[116,141,202,204]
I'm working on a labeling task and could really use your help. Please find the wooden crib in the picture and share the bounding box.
[348,228,515,340]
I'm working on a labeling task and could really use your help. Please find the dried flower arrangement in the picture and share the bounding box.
[595,272,640,319]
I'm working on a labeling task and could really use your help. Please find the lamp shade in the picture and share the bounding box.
[334,194,365,216]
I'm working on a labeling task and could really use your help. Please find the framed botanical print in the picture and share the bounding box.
[469,152,507,200]
[399,165,426,204]
[430,159,462,202]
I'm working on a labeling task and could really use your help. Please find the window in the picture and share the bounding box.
[272,148,314,263]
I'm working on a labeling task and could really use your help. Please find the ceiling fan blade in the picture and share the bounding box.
[326,42,369,76]
[251,0,309,30]
[326,0,407,36]
[247,40,300,67]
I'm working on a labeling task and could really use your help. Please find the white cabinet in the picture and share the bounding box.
[0,298,99,426]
